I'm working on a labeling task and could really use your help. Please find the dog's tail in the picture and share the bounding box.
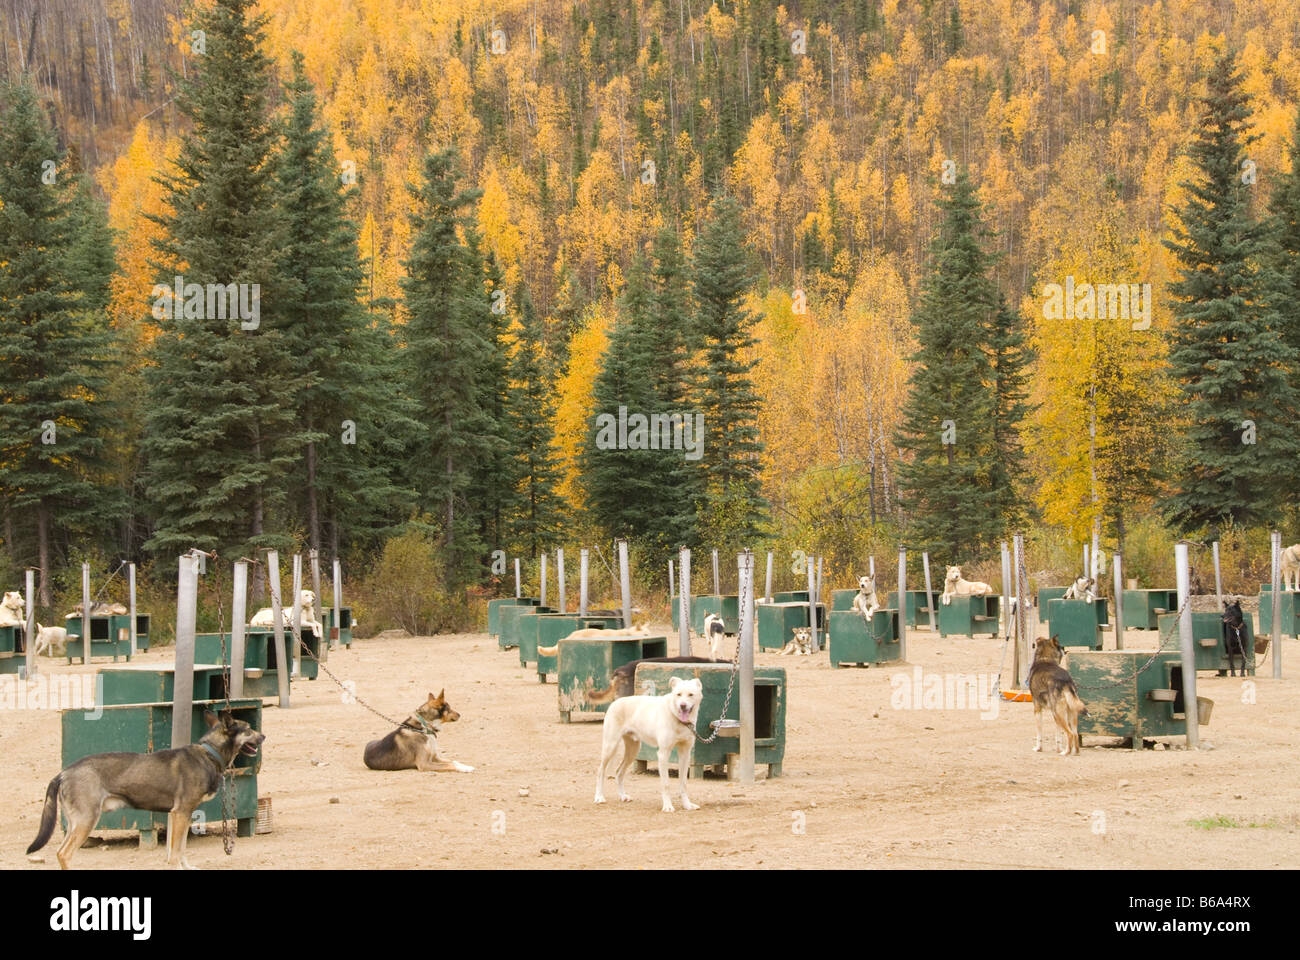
[583,681,618,705]
[1065,683,1088,718]
[537,644,558,658]
[27,773,62,855]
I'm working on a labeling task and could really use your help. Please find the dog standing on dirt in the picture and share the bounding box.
[941,566,993,605]
[363,690,473,773]
[30,622,68,657]
[702,613,727,658]
[1222,599,1249,677]
[1029,636,1088,756]
[27,709,265,869]
[1281,544,1300,592]
[594,675,704,812]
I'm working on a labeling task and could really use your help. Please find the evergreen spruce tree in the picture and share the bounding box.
[692,195,766,548]
[1267,104,1300,374]
[506,288,567,557]
[1162,49,1300,531]
[401,148,494,584]
[142,0,310,561]
[471,245,515,558]
[273,51,417,556]
[894,169,1005,561]
[0,82,120,603]
[987,296,1034,536]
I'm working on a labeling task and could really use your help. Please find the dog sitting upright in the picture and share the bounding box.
[1063,577,1096,602]
[0,590,25,627]
[1221,599,1249,677]
[853,575,880,621]
[594,675,703,812]
[1029,636,1088,756]
[363,691,473,773]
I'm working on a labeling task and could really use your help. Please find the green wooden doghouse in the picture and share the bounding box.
[556,631,670,722]
[1070,649,1212,750]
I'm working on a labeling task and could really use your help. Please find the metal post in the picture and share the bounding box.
[669,559,675,602]
[806,556,819,653]
[24,568,36,678]
[332,559,343,650]
[1082,543,1090,580]
[81,563,90,666]
[172,554,199,747]
[679,547,691,656]
[712,549,720,595]
[897,547,907,662]
[580,549,589,618]
[618,539,632,629]
[514,558,521,599]
[540,553,548,608]
[737,550,755,784]
[291,553,303,675]
[1272,531,1283,679]
[922,552,937,631]
[1091,527,1101,584]
[268,550,289,707]
[1211,541,1222,614]
[815,556,823,607]
[1175,542,1199,748]
[1013,534,1028,686]
[230,561,248,698]
[128,562,138,657]
[311,549,325,662]
[557,549,566,614]
[869,555,875,579]
[765,552,773,602]
[1112,553,1125,650]
[1000,542,1012,640]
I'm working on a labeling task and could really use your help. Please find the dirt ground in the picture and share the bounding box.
[3,616,1297,870]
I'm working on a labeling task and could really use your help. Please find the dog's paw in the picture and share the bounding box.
[661,801,675,813]
[453,762,474,773]
[594,794,606,804]
[618,792,632,802]
[681,798,700,811]
[1033,744,1042,752]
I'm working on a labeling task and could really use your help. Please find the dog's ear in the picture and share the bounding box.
[669,676,682,691]
[219,708,235,725]
[203,710,220,728]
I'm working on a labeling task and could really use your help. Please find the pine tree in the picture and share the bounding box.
[506,288,567,557]
[471,244,514,558]
[141,0,310,562]
[987,296,1034,536]
[273,51,417,557]
[1162,49,1300,531]
[0,82,120,604]
[692,195,766,548]
[1267,104,1300,368]
[894,169,1005,561]
[401,148,494,584]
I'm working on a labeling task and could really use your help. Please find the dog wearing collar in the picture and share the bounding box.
[1063,577,1096,602]
[363,690,473,773]
[852,575,879,620]
[27,708,265,869]
[779,626,814,655]
[594,675,704,812]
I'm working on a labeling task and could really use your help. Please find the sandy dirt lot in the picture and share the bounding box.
[3,619,1297,870]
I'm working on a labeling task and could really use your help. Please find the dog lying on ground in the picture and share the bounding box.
[536,624,650,658]
[941,565,993,605]
[1029,636,1088,756]
[583,656,721,704]
[65,601,128,619]
[779,626,813,655]
[853,575,879,620]
[702,613,727,658]
[594,675,704,812]
[249,589,323,638]
[363,691,473,772]
[1282,544,1300,592]
[27,708,265,869]
[1221,599,1249,677]
[1063,577,1096,602]
[30,623,68,657]
[0,590,25,627]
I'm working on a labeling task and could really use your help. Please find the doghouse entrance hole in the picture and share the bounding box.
[755,684,776,739]
[1169,665,1187,718]
[91,619,111,641]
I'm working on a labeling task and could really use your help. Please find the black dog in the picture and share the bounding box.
[1222,600,1248,677]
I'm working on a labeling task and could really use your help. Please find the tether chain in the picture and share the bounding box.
[1089,591,1195,688]
[690,564,745,745]
[294,637,438,734]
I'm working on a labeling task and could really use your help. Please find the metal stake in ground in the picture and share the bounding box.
[922,551,937,631]
[1211,541,1222,616]
[80,562,90,666]
[230,561,248,699]
[268,550,289,708]
[311,550,326,663]
[1000,541,1012,640]
[24,567,36,678]
[1013,534,1028,686]
[679,546,691,656]
[764,551,773,602]
[514,558,521,599]
[1272,531,1283,680]
[579,549,589,618]
[712,549,720,596]
[291,553,303,676]
[618,539,632,629]
[172,553,199,747]
[806,555,819,653]
[540,553,548,608]
[737,550,755,783]
[128,562,137,658]
[1112,552,1125,651]
[557,549,566,614]
[1175,542,1199,748]
[332,558,343,650]
[897,547,907,662]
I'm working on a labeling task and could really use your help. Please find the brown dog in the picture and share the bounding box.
[1029,636,1088,756]
[363,691,473,772]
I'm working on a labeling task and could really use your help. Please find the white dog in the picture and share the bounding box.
[1063,577,1096,602]
[30,623,68,657]
[249,590,322,638]
[779,626,813,656]
[1282,544,1300,592]
[702,613,727,659]
[853,575,879,620]
[941,565,994,605]
[594,675,703,812]
[0,591,25,627]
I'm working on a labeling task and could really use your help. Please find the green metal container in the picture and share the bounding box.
[535,614,625,682]
[1156,611,1256,675]
[693,595,740,634]
[771,590,809,604]
[828,608,900,667]
[516,609,565,666]
[1071,649,1206,749]
[0,625,24,675]
[1121,589,1179,631]
[632,662,785,779]
[1036,586,1068,611]
[830,589,859,611]
[500,603,550,653]
[97,663,230,707]
[756,601,826,651]
[65,614,133,664]
[1257,584,1300,637]
[556,633,670,721]
[61,698,263,842]
[324,607,354,648]
[1044,598,1107,650]
[488,597,537,641]
[885,590,942,629]
[937,595,1001,637]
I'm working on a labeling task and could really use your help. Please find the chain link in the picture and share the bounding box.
[690,556,746,745]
